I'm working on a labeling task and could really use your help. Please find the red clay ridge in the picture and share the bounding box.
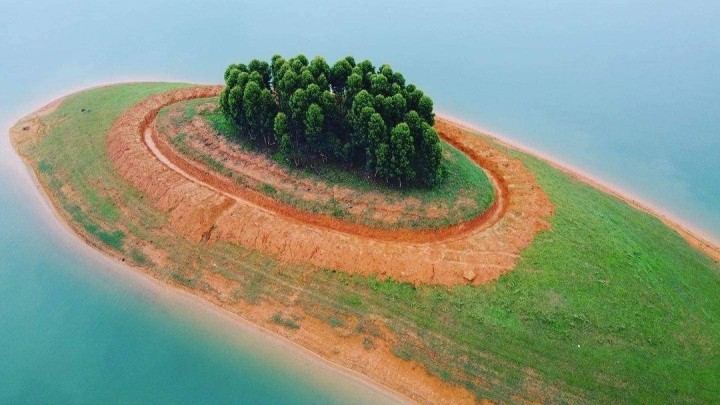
[107,86,553,285]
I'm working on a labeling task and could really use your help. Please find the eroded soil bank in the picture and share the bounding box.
[109,86,553,286]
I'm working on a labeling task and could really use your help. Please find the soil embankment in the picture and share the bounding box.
[107,86,553,285]
[156,100,491,230]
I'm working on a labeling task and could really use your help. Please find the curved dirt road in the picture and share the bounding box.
[108,86,553,285]
[146,115,507,244]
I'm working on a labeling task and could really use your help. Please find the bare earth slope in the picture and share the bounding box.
[107,86,553,285]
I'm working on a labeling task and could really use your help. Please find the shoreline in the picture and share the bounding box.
[6,81,719,403]
[8,85,481,403]
[4,106,410,405]
[437,113,720,262]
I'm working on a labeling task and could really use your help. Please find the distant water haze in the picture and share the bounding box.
[2,0,719,242]
[1,0,718,402]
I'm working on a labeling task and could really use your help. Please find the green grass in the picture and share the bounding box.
[17,82,720,403]
[339,293,365,309]
[201,155,225,173]
[327,316,345,328]
[170,132,232,177]
[16,82,189,255]
[260,183,277,196]
[171,271,197,287]
[305,149,720,402]
[66,203,125,251]
[271,313,301,330]
[130,248,150,265]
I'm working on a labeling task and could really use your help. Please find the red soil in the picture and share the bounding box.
[107,86,553,285]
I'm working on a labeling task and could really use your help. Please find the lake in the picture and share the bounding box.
[1,0,718,402]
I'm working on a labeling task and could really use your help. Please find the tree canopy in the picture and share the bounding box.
[220,55,444,187]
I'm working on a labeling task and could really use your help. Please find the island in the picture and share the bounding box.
[10,55,720,403]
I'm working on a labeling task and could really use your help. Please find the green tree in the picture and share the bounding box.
[381,93,407,128]
[277,69,300,113]
[417,95,435,125]
[356,60,375,79]
[220,55,441,188]
[305,103,325,155]
[416,124,443,184]
[366,113,387,171]
[305,83,322,105]
[271,55,286,82]
[257,88,277,145]
[309,56,330,80]
[226,85,246,130]
[274,112,294,165]
[289,88,309,133]
[300,69,315,87]
[248,59,271,88]
[224,63,247,81]
[392,72,405,87]
[242,82,262,141]
[370,73,390,96]
[242,82,275,145]
[380,123,415,187]
[405,86,423,110]
[375,142,389,178]
[404,110,424,137]
[345,73,364,101]
[316,73,329,90]
[349,90,375,132]
[274,112,289,142]
[379,64,393,78]
[330,59,353,93]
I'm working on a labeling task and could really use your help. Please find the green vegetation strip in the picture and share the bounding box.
[17,83,720,403]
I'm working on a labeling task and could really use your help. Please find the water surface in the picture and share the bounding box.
[1,0,718,402]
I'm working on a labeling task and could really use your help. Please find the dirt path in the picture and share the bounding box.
[109,86,553,285]
[148,121,507,244]
[157,102,487,229]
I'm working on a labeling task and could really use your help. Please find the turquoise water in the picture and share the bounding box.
[1,0,719,402]
[0,144,400,404]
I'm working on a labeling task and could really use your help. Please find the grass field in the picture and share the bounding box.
[156,98,496,229]
[15,83,720,403]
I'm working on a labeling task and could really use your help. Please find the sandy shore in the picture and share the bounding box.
[438,114,720,263]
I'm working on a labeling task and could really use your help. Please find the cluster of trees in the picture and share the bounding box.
[220,55,444,187]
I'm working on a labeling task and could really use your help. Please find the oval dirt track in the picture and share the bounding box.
[108,86,553,285]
